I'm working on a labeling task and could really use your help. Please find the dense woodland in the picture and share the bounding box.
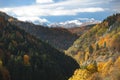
[1,11,120,80]
[0,13,79,80]
[0,11,78,51]
[66,14,120,80]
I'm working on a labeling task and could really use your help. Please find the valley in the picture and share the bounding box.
[0,11,120,80]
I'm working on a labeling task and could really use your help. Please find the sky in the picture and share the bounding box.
[0,0,119,24]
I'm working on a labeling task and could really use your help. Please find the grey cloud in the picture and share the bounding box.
[110,0,120,12]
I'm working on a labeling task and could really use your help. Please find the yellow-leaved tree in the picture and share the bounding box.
[23,54,30,65]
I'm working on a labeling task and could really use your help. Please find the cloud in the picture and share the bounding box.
[17,16,49,25]
[75,8,104,13]
[17,16,48,22]
[60,20,82,25]
[36,0,53,4]
[0,0,112,24]
[49,19,83,28]
[78,18,94,21]
[78,17,101,23]
[111,0,120,13]
[0,0,107,17]
[0,6,105,17]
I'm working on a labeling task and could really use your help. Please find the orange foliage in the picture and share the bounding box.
[98,37,104,46]
[23,54,30,65]
[91,44,95,50]
[109,34,120,52]
[114,56,120,69]
[98,35,110,47]
[87,63,97,73]
[97,62,106,72]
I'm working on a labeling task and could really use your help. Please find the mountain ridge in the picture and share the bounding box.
[49,19,100,28]
[67,24,96,36]
[66,13,120,80]
[0,12,79,80]
[0,11,79,50]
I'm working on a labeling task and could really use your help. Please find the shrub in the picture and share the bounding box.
[87,63,97,73]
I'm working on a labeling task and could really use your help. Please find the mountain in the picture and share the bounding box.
[66,13,120,80]
[49,20,82,28]
[0,12,78,50]
[67,24,96,36]
[0,12,79,80]
[11,21,78,50]
[49,18,100,28]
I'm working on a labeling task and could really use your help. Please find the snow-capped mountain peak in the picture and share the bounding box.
[59,20,82,26]
[49,18,101,28]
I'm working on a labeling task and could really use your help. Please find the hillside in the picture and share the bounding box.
[0,11,78,50]
[67,24,96,36]
[11,20,78,50]
[66,13,120,80]
[0,14,79,80]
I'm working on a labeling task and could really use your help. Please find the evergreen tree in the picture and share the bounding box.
[89,45,93,54]
[104,41,106,48]
[95,43,99,51]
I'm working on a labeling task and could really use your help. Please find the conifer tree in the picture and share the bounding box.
[89,45,93,54]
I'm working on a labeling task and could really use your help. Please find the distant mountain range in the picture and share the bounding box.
[0,11,79,50]
[0,11,99,51]
[16,13,100,29]
[49,18,100,28]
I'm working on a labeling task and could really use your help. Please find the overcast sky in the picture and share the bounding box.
[0,0,119,24]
